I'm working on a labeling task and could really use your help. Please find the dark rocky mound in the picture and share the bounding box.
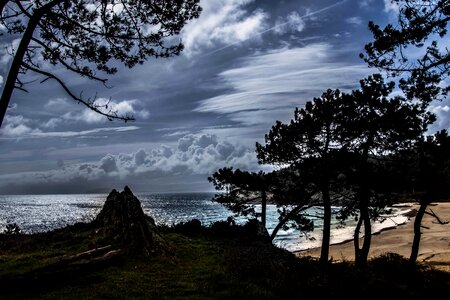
[93,186,171,256]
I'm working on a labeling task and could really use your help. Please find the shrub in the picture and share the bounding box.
[169,219,204,236]
[4,223,21,235]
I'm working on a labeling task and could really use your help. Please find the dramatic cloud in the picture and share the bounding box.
[99,154,119,174]
[0,0,405,194]
[0,133,260,193]
[0,97,150,136]
[181,0,268,55]
[195,43,370,125]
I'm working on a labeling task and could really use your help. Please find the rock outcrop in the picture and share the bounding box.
[93,186,171,256]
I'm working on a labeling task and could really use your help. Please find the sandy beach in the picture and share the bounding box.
[295,202,450,272]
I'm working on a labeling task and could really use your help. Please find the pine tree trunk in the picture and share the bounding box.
[353,213,363,263]
[0,1,64,127]
[409,202,427,264]
[320,186,331,266]
[358,205,372,267]
[355,139,373,268]
[0,16,38,127]
[354,191,372,268]
[261,190,267,229]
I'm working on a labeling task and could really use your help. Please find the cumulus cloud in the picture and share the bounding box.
[0,133,261,193]
[0,115,42,137]
[194,43,371,125]
[99,154,119,174]
[44,98,71,112]
[1,100,145,140]
[41,118,62,129]
[62,98,150,124]
[181,0,268,55]
[429,103,450,131]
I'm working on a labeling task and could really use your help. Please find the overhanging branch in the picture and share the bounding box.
[270,205,312,240]
[30,37,110,86]
[22,62,134,122]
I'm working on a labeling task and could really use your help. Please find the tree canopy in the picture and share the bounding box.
[362,0,450,265]
[208,167,268,221]
[337,74,428,266]
[208,166,316,241]
[256,88,347,265]
[0,0,202,126]
[361,0,450,104]
[254,74,430,267]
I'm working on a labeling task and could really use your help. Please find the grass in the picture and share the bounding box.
[0,220,449,300]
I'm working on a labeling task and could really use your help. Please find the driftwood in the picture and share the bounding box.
[63,245,113,263]
[30,246,123,274]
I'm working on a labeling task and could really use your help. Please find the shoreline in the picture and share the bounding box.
[275,204,413,253]
[294,202,450,272]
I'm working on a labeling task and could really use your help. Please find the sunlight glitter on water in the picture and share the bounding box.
[0,193,412,252]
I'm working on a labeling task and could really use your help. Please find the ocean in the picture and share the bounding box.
[0,193,412,252]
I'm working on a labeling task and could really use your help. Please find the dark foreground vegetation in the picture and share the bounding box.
[1,219,449,300]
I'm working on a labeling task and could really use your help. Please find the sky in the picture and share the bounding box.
[0,0,449,194]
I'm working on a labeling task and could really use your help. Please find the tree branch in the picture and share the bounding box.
[30,37,110,85]
[13,0,33,19]
[425,208,449,224]
[270,205,311,240]
[22,62,134,122]
[49,9,139,41]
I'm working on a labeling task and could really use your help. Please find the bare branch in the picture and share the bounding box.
[22,62,134,122]
[270,205,312,240]
[0,0,201,127]
[425,208,449,224]
[13,0,33,19]
[30,37,110,85]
